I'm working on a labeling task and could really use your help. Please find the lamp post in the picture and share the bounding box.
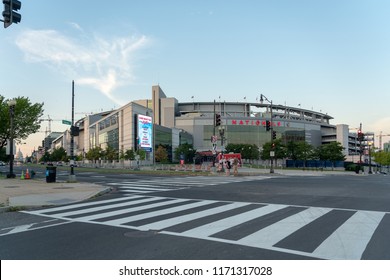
[7,99,17,179]
[368,141,373,174]
[259,94,274,173]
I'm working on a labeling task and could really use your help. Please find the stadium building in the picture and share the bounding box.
[44,85,371,163]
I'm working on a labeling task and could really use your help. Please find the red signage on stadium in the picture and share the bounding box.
[230,119,282,127]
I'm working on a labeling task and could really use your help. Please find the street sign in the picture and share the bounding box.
[62,120,71,125]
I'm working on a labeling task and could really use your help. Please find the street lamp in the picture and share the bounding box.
[368,141,373,174]
[7,99,17,179]
[259,94,274,173]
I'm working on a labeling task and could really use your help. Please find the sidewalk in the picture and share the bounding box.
[0,178,110,211]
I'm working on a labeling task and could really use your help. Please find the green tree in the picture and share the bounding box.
[123,149,135,160]
[85,147,103,162]
[225,143,243,154]
[174,143,196,163]
[373,151,390,170]
[104,146,118,161]
[51,147,67,161]
[137,149,146,160]
[155,145,169,163]
[286,141,315,167]
[40,151,51,163]
[316,142,346,169]
[0,96,44,149]
[225,143,259,161]
[261,139,286,161]
[0,147,6,162]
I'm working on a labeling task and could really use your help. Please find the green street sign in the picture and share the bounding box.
[62,120,72,125]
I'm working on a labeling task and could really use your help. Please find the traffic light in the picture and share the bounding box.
[266,120,271,131]
[357,130,364,142]
[71,126,80,136]
[272,131,277,140]
[2,0,21,28]
[215,113,221,127]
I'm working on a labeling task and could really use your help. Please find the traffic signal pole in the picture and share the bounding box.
[69,80,77,182]
[2,0,21,28]
[260,94,274,173]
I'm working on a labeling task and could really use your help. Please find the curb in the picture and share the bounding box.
[0,186,112,212]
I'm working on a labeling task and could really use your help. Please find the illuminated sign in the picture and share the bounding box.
[137,114,153,151]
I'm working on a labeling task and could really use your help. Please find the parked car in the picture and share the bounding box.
[0,161,5,166]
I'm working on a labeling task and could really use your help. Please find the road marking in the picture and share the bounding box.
[138,201,251,231]
[239,207,332,247]
[104,200,216,226]
[0,219,73,236]
[24,194,389,259]
[312,210,385,259]
[181,204,287,238]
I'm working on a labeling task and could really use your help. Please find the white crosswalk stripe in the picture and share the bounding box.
[24,195,388,260]
[106,176,271,194]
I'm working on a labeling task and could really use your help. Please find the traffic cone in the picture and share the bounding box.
[20,170,25,180]
[25,169,30,179]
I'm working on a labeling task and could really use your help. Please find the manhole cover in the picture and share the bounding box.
[124,230,159,238]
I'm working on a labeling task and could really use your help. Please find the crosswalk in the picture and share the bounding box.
[24,194,390,259]
[105,176,269,194]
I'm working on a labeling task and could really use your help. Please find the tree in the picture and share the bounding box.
[174,143,196,163]
[373,151,390,171]
[261,139,286,161]
[85,147,103,162]
[155,145,169,163]
[0,96,44,149]
[104,146,118,161]
[137,149,146,160]
[286,141,315,167]
[123,149,135,160]
[0,147,6,162]
[225,143,259,161]
[40,151,51,163]
[316,142,346,169]
[51,147,67,162]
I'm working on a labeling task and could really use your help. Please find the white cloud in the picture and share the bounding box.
[15,28,151,105]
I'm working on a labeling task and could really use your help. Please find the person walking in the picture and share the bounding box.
[233,157,239,176]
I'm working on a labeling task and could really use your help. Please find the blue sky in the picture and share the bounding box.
[2,0,390,156]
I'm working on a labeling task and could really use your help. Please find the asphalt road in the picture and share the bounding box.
[1,168,390,260]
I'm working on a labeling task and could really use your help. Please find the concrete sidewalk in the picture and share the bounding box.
[0,178,110,210]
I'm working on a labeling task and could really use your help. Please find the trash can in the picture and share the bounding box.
[46,166,57,183]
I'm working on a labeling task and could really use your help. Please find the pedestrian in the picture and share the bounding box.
[233,158,239,176]
[226,159,231,176]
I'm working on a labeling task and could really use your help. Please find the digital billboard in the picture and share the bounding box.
[137,114,153,151]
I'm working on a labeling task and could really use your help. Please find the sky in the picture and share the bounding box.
[1,0,390,156]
